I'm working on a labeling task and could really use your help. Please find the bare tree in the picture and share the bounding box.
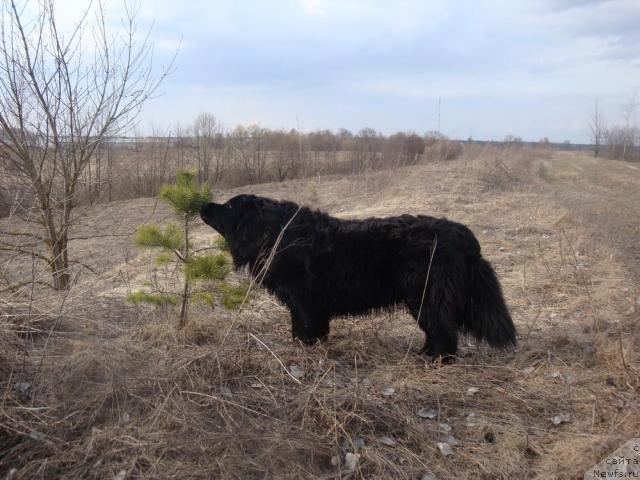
[173,121,190,170]
[230,124,268,184]
[604,91,639,161]
[272,129,300,181]
[352,127,379,173]
[0,0,172,289]
[192,112,226,184]
[382,132,406,167]
[588,99,606,158]
[621,90,638,161]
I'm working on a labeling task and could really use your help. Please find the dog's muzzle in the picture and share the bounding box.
[200,202,225,233]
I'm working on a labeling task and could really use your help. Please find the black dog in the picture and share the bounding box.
[200,195,516,358]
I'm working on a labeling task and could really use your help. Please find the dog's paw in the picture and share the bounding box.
[423,353,457,365]
[294,335,327,346]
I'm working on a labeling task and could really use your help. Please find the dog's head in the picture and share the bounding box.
[200,194,296,268]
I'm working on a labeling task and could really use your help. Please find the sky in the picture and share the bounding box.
[58,0,640,142]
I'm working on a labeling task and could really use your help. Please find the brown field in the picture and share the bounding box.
[1,149,639,479]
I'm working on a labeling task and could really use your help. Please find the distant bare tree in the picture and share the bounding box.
[621,90,638,161]
[308,130,324,176]
[248,124,269,182]
[405,133,425,164]
[230,124,268,183]
[192,113,226,184]
[317,129,339,171]
[503,134,523,147]
[0,0,172,289]
[605,125,638,160]
[91,137,114,203]
[173,122,190,170]
[538,137,551,151]
[382,132,406,167]
[603,91,639,161]
[272,129,300,181]
[353,127,379,173]
[588,100,606,158]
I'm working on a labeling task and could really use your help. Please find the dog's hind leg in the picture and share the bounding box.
[420,314,458,360]
[407,268,461,360]
[408,306,458,360]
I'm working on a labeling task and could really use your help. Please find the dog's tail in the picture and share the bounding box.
[465,257,516,348]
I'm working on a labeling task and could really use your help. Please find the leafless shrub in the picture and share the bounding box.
[605,126,639,161]
[381,132,426,167]
[480,157,518,191]
[593,91,639,162]
[475,144,538,191]
[588,100,606,158]
[424,131,463,161]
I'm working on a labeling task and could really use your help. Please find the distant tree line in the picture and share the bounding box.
[140,116,435,185]
[66,115,464,206]
[2,116,471,218]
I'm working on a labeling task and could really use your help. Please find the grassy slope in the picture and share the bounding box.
[1,150,639,479]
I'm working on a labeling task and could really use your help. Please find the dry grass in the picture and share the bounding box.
[1,148,639,479]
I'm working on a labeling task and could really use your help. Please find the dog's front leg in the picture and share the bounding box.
[288,301,330,345]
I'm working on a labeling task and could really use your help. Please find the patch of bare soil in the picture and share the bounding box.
[2,150,639,479]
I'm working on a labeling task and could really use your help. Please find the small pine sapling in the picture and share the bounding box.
[128,170,248,328]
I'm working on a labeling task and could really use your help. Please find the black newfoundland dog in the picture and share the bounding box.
[200,195,516,358]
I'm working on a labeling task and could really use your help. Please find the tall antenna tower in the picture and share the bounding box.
[437,98,441,132]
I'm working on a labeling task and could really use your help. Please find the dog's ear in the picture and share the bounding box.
[257,199,291,229]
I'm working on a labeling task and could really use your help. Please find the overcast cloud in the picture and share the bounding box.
[68,0,640,142]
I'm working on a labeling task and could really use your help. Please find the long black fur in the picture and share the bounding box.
[200,195,516,358]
